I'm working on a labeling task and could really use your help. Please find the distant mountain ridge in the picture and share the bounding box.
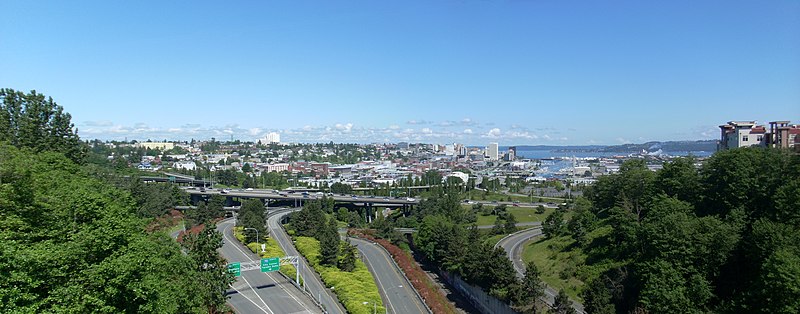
[509,140,717,153]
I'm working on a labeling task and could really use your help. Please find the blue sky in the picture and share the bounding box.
[1,1,798,145]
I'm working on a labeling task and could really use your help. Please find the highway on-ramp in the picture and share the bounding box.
[495,227,585,314]
[267,210,347,314]
[347,237,429,314]
[217,218,321,314]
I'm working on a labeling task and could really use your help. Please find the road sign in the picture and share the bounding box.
[227,262,241,277]
[261,257,280,272]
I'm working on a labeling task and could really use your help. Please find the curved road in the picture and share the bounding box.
[347,237,429,314]
[216,218,321,314]
[495,227,585,314]
[267,210,347,314]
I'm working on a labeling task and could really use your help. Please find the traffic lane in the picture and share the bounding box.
[217,219,321,314]
[267,213,346,314]
[220,220,321,314]
[349,237,428,314]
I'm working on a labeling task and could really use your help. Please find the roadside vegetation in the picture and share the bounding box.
[286,199,385,314]
[0,89,233,313]
[524,150,800,314]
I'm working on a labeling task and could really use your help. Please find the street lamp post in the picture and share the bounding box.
[244,227,262,252]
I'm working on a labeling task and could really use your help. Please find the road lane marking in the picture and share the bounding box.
[222,222,275,314]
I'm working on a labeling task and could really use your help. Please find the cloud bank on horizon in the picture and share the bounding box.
[76,118,720,146]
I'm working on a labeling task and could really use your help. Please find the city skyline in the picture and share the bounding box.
[2,1,798,145]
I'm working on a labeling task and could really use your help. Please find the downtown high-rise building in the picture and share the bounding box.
[487,142,499,161]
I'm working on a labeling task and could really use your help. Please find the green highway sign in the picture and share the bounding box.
[261,257,280,272]
[227,262,241,277]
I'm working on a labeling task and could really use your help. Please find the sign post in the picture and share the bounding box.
[261,257,280,272]
[227,262,241,277]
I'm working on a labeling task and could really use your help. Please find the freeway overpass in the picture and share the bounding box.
[184,188,419,214]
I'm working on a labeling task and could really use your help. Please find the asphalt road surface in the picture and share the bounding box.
[217,218,321,314]
[347,237,429,314]
[495,227,586,314]
[267,211,347,314]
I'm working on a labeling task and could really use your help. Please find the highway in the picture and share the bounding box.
[216,218,322,314]
[495,228,585,314]
[267,210,347,314]
[347,237,429,314]
[185,187,419,206]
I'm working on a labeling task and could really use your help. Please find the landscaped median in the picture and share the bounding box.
[350,229,458,314]
[232,226,301,284]
[292,235,386,314]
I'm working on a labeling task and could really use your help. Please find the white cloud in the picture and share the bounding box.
[334,123,354,132]
[463,128,473,134]
[421,128,433,134]
[484,128,502,138]
[248,128,262,136]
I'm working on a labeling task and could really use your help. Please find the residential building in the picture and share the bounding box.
[261,132,281,144]
[719,120,799,151]
[135,142,175,150]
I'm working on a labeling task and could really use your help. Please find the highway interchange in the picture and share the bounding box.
[187,185,569,313]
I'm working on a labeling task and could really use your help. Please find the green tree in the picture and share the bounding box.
[551,289,576,314]
[582,277,615,314]
[338,239,358,272]
[505,212,518,234]
[182,223,236,312]
[238,199,265,243]
[517,261,545,313]
[0,89,85,163]
[319,217,340,266]
[543,208,565,238]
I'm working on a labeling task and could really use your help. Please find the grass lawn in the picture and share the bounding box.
[522,235,585,301]
[520,225,615,302]
[472,206,554,226]
[466,190,566,203]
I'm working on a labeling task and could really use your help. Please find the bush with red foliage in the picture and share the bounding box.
[349,229,457,314]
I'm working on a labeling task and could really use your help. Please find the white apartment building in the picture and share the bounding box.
[262,163,290,173]
[261,132,281,144]
[487,142,499,161]
[135,142,175,150]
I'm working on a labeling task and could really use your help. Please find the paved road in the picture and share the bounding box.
[267,211,347,314]
[347,237,429,314]
[495,228,585,314]
[185,187,418,206]
[217,218,321,314]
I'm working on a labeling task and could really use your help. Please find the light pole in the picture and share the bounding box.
[244,227,262,252]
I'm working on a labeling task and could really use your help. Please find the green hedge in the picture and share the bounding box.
[294,236,385,314]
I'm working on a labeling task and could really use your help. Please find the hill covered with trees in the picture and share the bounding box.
[0,89,232,313]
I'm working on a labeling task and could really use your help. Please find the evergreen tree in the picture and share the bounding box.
[551,289,576,314]
[319,217,340,266]
[0,89,86,163]
[338,239,357,272]
[517,261,545,313]
[543,208,565,238]
[505,212,518,234]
